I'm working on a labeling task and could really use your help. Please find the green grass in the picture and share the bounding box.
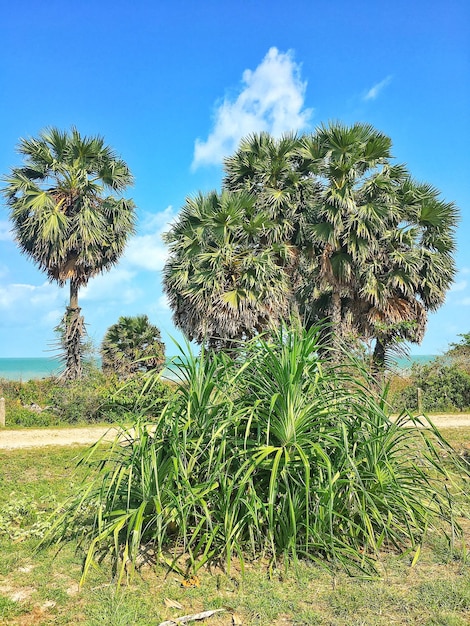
[0,463,469,626]
[1,322,469,624]
[0,444,468,622]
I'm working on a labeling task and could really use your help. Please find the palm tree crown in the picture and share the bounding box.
[101,315,166,378]
[3,127,136,379]
[163,189,292,349]
[164,122,458,366]
[3,127,136,289]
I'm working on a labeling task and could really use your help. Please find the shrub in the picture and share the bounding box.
[0,369,173,426]
[45,326,469,585]
[395,361,470,412]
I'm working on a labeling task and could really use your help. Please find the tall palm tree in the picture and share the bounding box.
[3,127,136,379]
[224,132,319,325]
[299,123,458,364]
[163,189,292,350]
[164,123,458,366]
[101,315,165,378]
[361,179,458,367]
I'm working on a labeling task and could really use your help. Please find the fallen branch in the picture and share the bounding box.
[158,608,225,625]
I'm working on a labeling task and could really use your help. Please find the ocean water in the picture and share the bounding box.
[0,354,439,381]
[0,357,64,380]
[392,355,437,370]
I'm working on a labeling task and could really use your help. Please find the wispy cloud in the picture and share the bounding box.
[81,268,141,304]
[124,234,170,272]
[157,294,170,310]
[0,281,62,326]
[193,47,313,168]
[364,75,393,101]
[139,206,176,232]
[0,221,13,242]
[123,205,178,272]
[450,280,468,292]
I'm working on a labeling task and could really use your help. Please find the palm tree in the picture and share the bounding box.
[164,123,458,366]
[101,315,165,378]
[163,189,292,350]
[224,132,320,326]
[3,127,136,379]
[362,179,458,367]
[299,123,458,364]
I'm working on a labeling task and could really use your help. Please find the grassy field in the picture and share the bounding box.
[0,429,469,625]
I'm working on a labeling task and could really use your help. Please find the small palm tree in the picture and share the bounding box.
[3,127,136,379]
[101,315,166,378]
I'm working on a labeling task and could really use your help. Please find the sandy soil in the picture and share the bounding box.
[1,415,470,450]
[0,425,118,450]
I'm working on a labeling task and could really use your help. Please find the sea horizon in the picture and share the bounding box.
[0,354,439,381]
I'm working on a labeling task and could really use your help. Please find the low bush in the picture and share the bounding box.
[0,368,173,426]
[393,361,470,413]
[44,326,470,585]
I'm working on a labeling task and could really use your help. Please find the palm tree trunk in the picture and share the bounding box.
[70,278,79,310]
[62,279,84,380]
[330,290,342,352]
[372,338,386,383]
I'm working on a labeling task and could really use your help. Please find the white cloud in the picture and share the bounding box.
[193,47,313,168]
[123,233,169,271]
[139,206,175,232]
[0,281,64,332]
[364,75,393,101]
[0,221,13,241]
[123,205,179,271]
[81,268,140,304]
[458,297,470,306]
[450,280,468,292]
[157,294,170,310]
[41,308,63,327]
[0,281,60,310]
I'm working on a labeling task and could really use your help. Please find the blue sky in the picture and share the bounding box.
[0,0,469,357]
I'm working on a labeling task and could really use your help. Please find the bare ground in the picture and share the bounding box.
[0,425,118,449]
[1,414,470,450]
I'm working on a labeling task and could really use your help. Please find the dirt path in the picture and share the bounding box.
[0,425,118,450]
[1,415,470,450]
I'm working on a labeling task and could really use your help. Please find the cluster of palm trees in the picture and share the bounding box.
[164,123,458,367]
[2,123,458,378]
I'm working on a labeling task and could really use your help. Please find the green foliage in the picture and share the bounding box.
[3,443,470,625]
[3,127,136,289]
[0,377,59,426]
[417,579,470,611]
[0,595,27,620]
[0,497,52,541]
[2,127,136,380]
[44,326,469,585]
[395,361,470,412]
[165,124,459,362]
[163,189,292,349]
[0,369,173,426]
[101,315,165,378]
[447,333,470,373]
